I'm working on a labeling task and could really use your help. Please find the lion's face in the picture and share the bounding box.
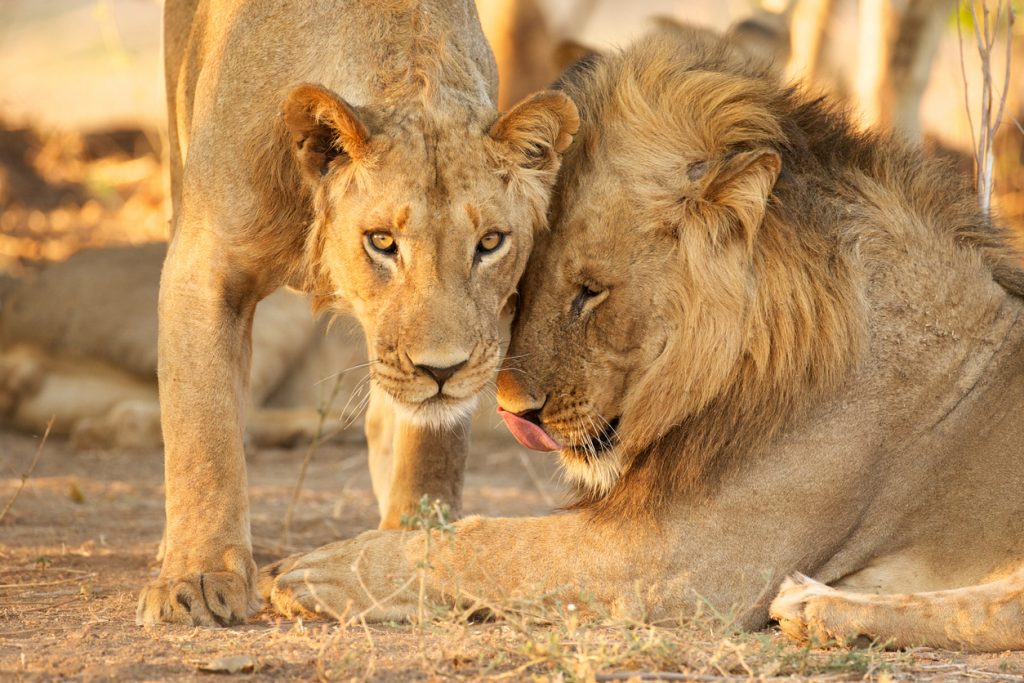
[497,39,784,494]
[284,86,578,427]
[498,157,678,491]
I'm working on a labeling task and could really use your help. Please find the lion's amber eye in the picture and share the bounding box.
[477,232,506,255]
[367,232,397,255]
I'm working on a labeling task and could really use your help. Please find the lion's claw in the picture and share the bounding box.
[136,571,260,626]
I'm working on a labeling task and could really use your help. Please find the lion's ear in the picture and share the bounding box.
[703,148,781,245]
[282,84,370,183]
[489,90,580,180]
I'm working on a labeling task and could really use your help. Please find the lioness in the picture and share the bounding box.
[0,243,367,449]
[260,28,1024,651]
[145,0,578,626]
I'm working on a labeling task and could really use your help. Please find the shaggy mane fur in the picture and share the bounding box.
[553,28,1024,517]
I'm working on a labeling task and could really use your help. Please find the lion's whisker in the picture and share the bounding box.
[314,359,381,386]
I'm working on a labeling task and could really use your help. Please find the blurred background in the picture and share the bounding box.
[0,0,1021,271]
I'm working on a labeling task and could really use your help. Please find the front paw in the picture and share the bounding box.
[770,573,839,644]
[260,533,417,621]
[137,570,259,627]
[259,550,350,619]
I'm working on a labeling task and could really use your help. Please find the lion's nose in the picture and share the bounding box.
[416,361,467,390]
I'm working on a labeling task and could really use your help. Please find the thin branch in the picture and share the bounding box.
[957,3,980,168]
[991,7,1015,141]
[283,371,345,545]
[0,417,53,525]
[959,0,1015,212]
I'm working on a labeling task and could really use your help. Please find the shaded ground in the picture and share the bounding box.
[3,430,1024,682]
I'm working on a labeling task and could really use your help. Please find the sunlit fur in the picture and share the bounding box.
[262,27,1024,653]
[387,390,480,430]
[501,27,1024,508]
[143,0,579,627]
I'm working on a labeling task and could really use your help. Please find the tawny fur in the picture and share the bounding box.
[144,0,577,627]
[261,28,1024,653]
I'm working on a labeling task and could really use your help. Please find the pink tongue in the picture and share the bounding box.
[497,407,561,452]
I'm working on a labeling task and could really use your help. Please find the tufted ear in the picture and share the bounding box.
[697,147,781,247]
[282,84,370,184]
[489,90,580,179]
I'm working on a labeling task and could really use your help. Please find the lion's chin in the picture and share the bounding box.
[387,392,480,430]
[558,447,624,498]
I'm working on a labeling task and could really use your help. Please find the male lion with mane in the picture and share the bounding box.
[144,0,578,626]
[261,28,1024,651]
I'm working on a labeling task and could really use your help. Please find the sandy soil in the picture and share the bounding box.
[2,429,1024,682]
[0,428,568,681]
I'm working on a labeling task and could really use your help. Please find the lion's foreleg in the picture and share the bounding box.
[136,235,262,627]
[771,569,1024,651]
[366,386,397,521]
[365,387,469,529]
[262,513,665,622]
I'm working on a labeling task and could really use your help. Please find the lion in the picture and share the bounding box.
[0,243,368,450]
[259,27,1024,652]
[142,0,578,626]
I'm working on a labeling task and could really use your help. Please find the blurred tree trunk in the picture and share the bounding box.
[878,0,949,138]
[855,0,896,128]
[478,0,602,110]
[477,0,558,110]
[787,0,947,139]
[786,0,835,83]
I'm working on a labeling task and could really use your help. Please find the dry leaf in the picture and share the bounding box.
[197,655,257,674]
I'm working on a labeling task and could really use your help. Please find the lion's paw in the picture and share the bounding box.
[0,347,44,415]
[769,573,839,644]
[136,571,260,627]
[259,554,340,619]
[71,400,162,450]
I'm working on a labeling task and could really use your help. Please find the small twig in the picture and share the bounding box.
[4,597,79,614]
[283,372,345,545]
[957,2,980,165]
[514,450,556,508]
[0,573,97,590]
[0,418,54,525]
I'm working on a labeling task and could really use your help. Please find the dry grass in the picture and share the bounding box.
[3,432,1024,681]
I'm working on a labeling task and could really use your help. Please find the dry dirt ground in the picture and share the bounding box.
[2,428,1024,682]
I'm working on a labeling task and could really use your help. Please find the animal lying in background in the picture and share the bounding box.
[0,243,368,449]
[261,27,1024,652]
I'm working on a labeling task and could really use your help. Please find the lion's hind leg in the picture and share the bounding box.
[771,569,1024,652]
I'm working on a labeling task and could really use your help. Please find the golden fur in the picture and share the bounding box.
[260,28,1024,652]
[142,0,577,626]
